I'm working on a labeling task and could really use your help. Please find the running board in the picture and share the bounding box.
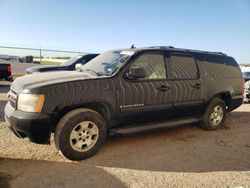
[110,118,200,135]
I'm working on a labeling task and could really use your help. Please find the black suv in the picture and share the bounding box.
[5,46,243,161]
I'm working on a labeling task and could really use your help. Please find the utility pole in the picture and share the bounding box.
[39,46,42,64]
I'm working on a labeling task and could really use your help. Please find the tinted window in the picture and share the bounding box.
[63,55,83,66]
[170,54,198,79]
[199,55,238,67]
[80,59,87,64]
[130,53,166,80]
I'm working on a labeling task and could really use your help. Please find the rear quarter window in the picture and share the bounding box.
[200,55,238,67]
[198,54,241,78]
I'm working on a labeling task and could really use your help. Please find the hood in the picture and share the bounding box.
[12,71,98,92]
[26,65,68,74]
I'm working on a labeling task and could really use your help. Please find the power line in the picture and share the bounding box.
[0,45,83,54]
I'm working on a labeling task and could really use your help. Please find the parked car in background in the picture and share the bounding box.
[0,63,13,81]
[244,80,250,103]
[23,56,33,63]
[25,54,99,74]
[242,71,250,82]
[0,55,20,62]
[5,46,243,161]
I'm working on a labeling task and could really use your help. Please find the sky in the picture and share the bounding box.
[0,0,250,63]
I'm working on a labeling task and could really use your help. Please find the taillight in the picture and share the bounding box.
[242,78,245,96]
[8,65,11,73]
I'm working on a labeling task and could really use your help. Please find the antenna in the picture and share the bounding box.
[131,44,135,49]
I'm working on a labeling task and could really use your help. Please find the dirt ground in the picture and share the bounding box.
[0,82,250,187]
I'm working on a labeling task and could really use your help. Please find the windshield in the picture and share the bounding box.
[81,50,134,76]
[63,55,83,66]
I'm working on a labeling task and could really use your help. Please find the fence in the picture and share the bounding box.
[0,45,85,64]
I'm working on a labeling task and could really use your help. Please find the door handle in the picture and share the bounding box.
[193,83,201,89]
[157,85,171,92]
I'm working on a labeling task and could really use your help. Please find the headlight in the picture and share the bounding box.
[17,94,45,112]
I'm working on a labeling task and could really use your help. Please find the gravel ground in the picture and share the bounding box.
[0,83,250,187]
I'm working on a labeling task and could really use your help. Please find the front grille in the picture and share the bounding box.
[8,88,18,109]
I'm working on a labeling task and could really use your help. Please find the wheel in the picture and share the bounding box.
[5,76,13,82]
[54,108,107,161]
[200,98,227,130]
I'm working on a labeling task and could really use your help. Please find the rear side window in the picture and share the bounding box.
[130,53,166,80]
[200,55,239,67]
[169,54,198,79]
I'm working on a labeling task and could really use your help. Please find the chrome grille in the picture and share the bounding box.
[8,88,18,109]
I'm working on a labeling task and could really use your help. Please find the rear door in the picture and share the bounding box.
[167,52,204,118]
[117,52,173,125]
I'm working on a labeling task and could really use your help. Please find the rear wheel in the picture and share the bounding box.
[54,108,107,161]
[5,76,13,82]
[200,98,227,130]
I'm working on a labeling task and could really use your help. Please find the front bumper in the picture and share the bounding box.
[4,102,51,144]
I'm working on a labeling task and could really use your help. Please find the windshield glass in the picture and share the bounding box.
[63,55,83,66]
[81,50,134,76]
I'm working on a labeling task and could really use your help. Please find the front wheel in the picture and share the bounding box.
[54,108,107,161]
[200,98,227,130]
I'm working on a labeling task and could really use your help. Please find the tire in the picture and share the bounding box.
[54,108,107,161]
[200,98,227,131]
[5,77,13,82]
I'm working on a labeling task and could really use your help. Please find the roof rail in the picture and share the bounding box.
[147,46,227,56]
[184,49,227,56]
[148,46,175,49]
[213,52,227,56]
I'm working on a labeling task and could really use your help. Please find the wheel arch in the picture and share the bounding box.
[51,102,113,132]
[207,92,232,108]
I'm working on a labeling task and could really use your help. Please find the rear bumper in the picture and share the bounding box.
[0,72,11,80]
[4,102,51,144]
[228,95,243,111]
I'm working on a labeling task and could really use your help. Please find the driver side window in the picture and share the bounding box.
[130,53,166,80]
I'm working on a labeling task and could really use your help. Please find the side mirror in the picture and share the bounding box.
[75,63,82,71]
[127,67,147,79]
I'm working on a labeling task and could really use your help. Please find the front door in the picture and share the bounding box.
[117,52,173,125]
